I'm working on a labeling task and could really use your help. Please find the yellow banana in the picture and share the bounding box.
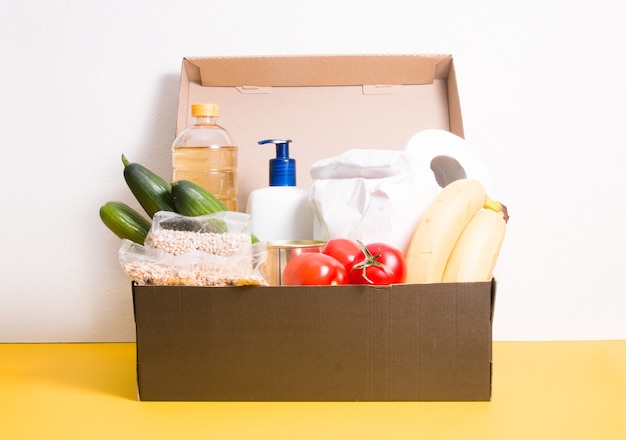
[405,179,492,284]
[442,208,507,282]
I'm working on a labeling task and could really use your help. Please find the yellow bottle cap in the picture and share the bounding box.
[191,103,219,117]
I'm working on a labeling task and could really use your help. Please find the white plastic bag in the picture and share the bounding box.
[309,129,492,253]
[309,149,437,253]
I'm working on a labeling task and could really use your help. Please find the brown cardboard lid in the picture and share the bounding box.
[184,54,453,87]
[175,54,463,211]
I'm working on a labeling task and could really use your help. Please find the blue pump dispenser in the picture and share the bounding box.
[247,138,313,247]
[259,139,295,186]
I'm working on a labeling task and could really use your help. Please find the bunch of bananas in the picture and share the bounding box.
[405,179,509,283]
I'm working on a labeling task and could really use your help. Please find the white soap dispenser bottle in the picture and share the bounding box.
[246,139,314,242]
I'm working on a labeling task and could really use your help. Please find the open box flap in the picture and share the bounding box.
[184,54,453,87]
[175,54,464,208]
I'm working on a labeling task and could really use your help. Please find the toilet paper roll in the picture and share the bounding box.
[403,129,492,193]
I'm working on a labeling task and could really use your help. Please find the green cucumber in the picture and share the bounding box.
[171,180,228,216]
[171,180,259,243]
[122,154,176,218]
[99,201,151,244]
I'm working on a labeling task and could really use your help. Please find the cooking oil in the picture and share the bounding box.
[172,103,238,211]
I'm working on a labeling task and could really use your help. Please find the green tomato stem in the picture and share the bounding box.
[351,240,394,284]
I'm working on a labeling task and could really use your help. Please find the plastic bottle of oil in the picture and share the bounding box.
[172,103,238,211]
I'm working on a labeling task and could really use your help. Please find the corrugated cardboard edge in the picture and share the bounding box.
[445,58,464,138]
[489,279,497,400]
[188,54,448,86]
[176,54,463,138]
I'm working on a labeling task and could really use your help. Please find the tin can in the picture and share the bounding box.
[262,240,325,285]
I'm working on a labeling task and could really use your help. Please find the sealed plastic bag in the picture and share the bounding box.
[309,129,492,253]
[119,211,267,287]
[309,149,432,253]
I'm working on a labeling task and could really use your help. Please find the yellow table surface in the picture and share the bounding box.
[1,341,625,439]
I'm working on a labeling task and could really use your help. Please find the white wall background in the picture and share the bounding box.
[1,0,624,342]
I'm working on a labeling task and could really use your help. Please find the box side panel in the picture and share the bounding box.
[133,281,493,401]
[175,60,197,140]
[446,60,464,138]
[134,285,381,401]
[388,283,492,401]
[367,288,391,400]
[450,282,493,400]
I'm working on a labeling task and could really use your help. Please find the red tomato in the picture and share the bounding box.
[322,238,361,274]
[282,253,350,286]
[349,242,407,285]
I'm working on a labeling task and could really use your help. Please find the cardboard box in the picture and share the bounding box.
[133,282,495,401]
[133,54,495,401]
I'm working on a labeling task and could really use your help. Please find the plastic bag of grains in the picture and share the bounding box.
[119,211,267,287]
